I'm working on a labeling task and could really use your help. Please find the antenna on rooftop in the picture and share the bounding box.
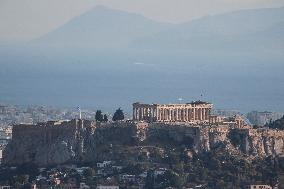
[77,106,81,119]
[200,94,203,101]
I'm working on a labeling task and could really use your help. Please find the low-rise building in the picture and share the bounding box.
[154,168,167,177]
[96,185,119,189]
[0,186,11,189]
[31,184,37,189]
[246,185,272,189]
[97,161,112,168]
[120,174,136,182]
[247,111,284,126]
[80,182,90,189]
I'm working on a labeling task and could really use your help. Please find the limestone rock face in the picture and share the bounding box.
[34,140,76,165]
[237,129,284,157]
[244,130,284,157]
[3,120,284,166]
[3,120,89,166]
[274,137,284,154]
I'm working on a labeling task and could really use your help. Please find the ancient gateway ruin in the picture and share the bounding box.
[133,101,213,123]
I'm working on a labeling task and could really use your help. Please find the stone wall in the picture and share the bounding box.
[3,120,94,166]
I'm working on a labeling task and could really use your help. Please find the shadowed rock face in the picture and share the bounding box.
[3,120,284,166]
[3,119,90,166]
[2,120,139,166]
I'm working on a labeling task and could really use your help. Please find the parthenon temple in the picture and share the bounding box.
[133,101,213,123]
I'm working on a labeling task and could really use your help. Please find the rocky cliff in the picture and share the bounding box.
[3,119,92,165]
[3,120,284,166]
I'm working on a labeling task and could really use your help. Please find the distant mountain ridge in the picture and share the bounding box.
[34,5,174,49]
[34,5,284,52]
[131,6,284,51]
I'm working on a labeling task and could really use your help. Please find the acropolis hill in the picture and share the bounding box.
[3,102,284,166]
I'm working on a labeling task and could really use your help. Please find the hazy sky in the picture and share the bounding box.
[1,0,284,42]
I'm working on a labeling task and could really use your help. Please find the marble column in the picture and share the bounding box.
[175,109,178,121]
[184,108,188,122]
[182,108,186,122]
[157,108,159,121]
[184,109,186,121]
[137,108,139,120]
[197,108,199,120]
[188,109,190,121]
[166,109,169,121]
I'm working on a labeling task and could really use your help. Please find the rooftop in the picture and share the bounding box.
[133,100,212,106]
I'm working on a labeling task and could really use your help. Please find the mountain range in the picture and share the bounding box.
[34,5,284,52]
[1,5,284,113]
[34,5,173,49]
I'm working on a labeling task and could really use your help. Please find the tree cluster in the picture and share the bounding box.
[141,142,284,189]
[266,115,284,130]
[95,108,125,122]
[95,110,108,122]
[228,129,246,147]
[112,108,124,121]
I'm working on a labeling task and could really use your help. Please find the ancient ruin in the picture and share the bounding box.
[3,102,284,166]
[133,101,213,123]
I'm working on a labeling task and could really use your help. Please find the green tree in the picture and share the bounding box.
[267,115,284,130]
[163,170,186,188]
[83,168,96,178]
[103,114,108,122]
[95,110,104,122]
[12,175,30,188]
[112,108,124,121]
[145,170,155,189]
[228,129,245,147]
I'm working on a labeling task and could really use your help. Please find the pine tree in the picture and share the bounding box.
[95,110,104,122]
[112,108,125,121]
[103,114,108,122]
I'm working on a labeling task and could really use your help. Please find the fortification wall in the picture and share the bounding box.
[94,122,143,144]
[3,120,284,166]
[3,120,94,166]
